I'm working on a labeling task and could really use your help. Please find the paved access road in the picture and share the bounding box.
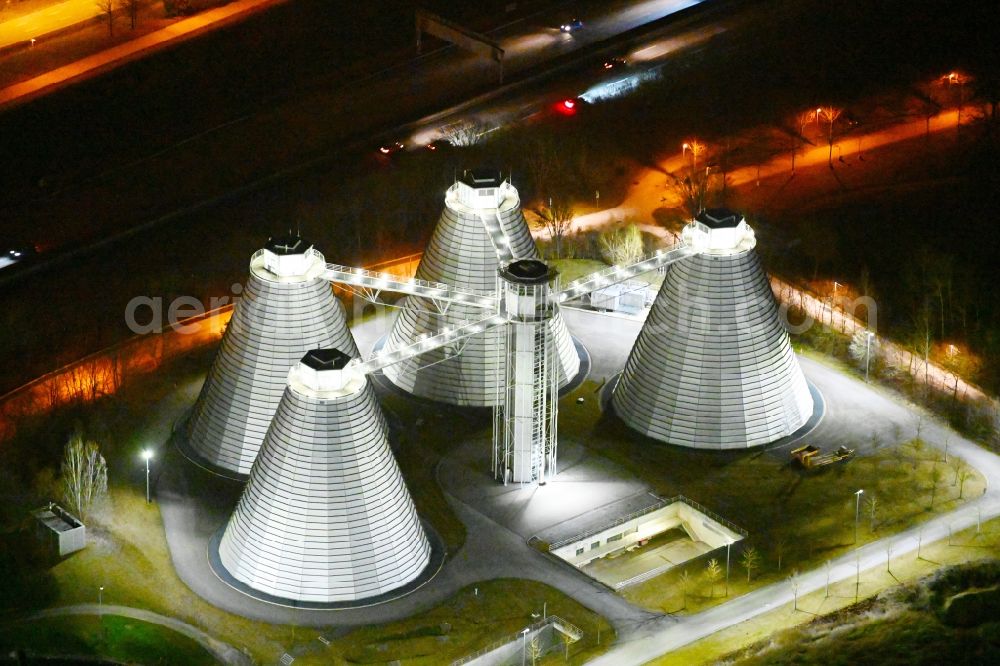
[0,0,98,50]
[587,388,1000,664]
[0,0,283,105]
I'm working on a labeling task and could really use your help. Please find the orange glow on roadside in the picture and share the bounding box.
[0,253,423,442]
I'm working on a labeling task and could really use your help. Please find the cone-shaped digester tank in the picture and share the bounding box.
[185,236,359,477]
[383,170,579,406]
[217,349,431,603]
[612,210,813,449]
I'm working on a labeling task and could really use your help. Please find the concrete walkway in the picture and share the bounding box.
[589,388,1000,664]
[22,603,251,665]
[0,0,282,106]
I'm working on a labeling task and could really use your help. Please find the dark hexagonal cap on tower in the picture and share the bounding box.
[696,208,742,229]
[265,234,310,255]
[459,168,503,189]
[301,348,353,372]
[500,259,554,285]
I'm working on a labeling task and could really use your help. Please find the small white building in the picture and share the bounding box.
[589,280,648,314]
[550,498,742,568]
[33,503,86,556]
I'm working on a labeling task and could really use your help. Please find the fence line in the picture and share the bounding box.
[449,614,581,666]
[770,276,993,408]
[0,253,422,440]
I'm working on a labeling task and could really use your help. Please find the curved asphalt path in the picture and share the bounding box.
[587,374,1000,665]
[21,603,251,665]
[142,310,999,663]
[153,376,658,632]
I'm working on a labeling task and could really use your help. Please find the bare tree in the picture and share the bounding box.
[958,466,974,499]
[774,537,786,572]
[95,0,117,37]
[817,106,843,167]
[561,630,574,661]
[529,635,542,665]
[849,328,879,373]
[442,119,492,146]
[678,569,692,609]
[929,465,943,509]
[668,171,709,219]
[792,109,818,174]
[740,545,759,583]
[870,431,883,452]
[534,198,574,259]
[125,0,139,30]
[599,223,644,266]
[949,455,963,485]
[704,558,722,598]
[789,570,801,611]
[866,495,879,532]
[61,433,108,522]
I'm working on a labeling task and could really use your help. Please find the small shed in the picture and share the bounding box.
[33,503,86,556]
[590,280,648,315]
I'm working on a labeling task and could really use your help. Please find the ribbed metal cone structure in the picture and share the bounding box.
[613,215,812,449]
[186,242,359,477]
[383,174,579,406]
[218,355,431,603]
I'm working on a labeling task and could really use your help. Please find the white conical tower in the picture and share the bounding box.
[185,235,359,477]
[612,209,813,449]
[217,349,431,604]
[383,170,579,406]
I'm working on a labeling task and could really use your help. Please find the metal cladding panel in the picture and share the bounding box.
[218,381,431,602]
[383,188,578,406]
[187,269,359,476]
[612,249,813,449]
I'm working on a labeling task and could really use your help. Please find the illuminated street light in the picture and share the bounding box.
[854,489,864,544]
[141,449,154,504]
[941,72,972,130]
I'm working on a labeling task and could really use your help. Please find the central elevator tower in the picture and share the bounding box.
[493,259,560,485]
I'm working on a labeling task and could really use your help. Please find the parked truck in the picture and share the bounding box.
[791,444,855,469]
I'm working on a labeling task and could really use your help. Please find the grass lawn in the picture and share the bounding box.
[549,257,666,289]
[0,347,610,664]
[650,518,1000,666]
[290,579,614,665]
[558,377,985,616]
[0,613,216,665]
[50,492,610,665]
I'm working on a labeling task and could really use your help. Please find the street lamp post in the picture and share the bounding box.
[682,140,705,173]
[725,539,733,596]
[98,585,105,641]
[521,627,530,666]
[865,331,875,383]
[141,449,153,503]
[854,489,864,544]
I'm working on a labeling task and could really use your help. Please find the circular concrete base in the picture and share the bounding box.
[207,520,447,610]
